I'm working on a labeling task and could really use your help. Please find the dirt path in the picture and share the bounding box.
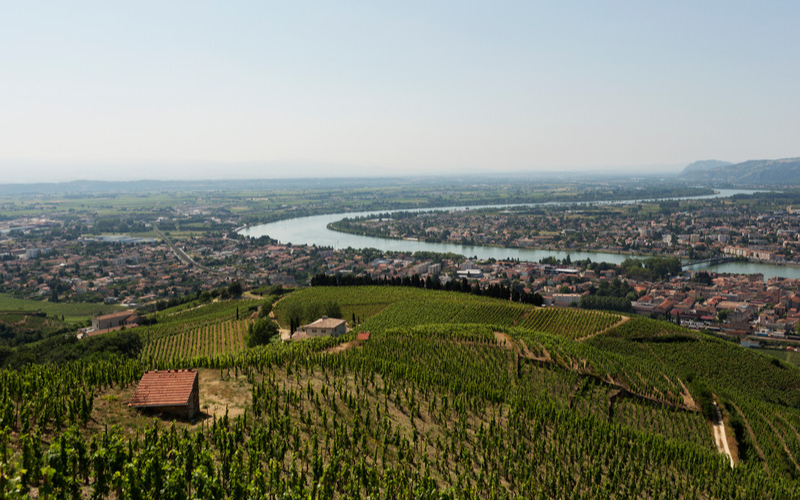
[493,331,516,350]
[712,401,735,468]
[517,338,551,362]
[576,315,630,341]
[269,309,293,341]
[676,377,698,411]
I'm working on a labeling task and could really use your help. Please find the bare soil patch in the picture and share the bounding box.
[493,331,516,350]
[518,338,550,362]
[199,369,251,419]
[677,377,699,411]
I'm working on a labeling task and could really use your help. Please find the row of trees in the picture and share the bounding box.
[311,273,544,306]
[621,256,682,281]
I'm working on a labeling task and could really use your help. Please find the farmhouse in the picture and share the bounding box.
[129,369,200,419]
[303,316,347,337]
[90,310,140,335]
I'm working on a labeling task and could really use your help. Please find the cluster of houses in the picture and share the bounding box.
[334,204,800,265]
[629,271,800,340]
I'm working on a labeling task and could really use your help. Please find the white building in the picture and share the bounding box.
[303,316,347,337]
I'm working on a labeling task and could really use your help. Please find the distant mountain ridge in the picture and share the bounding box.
[680,157,800,185]
[682,160,732,173]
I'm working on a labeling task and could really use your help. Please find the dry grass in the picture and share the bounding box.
[199,368,251,419]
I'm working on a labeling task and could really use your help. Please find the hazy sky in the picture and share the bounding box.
[2,1,799,182]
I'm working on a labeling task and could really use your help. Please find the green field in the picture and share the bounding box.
[0,293,125,323]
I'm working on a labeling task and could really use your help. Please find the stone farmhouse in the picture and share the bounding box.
[303,316,347,337]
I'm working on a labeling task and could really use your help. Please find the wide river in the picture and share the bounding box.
[239,189,800,280]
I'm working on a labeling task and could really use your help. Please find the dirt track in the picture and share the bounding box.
[576,315,630,341]
[712,401,735,468]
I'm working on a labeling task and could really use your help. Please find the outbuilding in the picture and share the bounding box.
[129,369,200,419]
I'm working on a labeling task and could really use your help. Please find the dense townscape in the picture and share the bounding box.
[3,187,800,348]
[330,192,800,264]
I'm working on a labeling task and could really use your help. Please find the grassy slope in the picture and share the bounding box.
[0,293,125,323]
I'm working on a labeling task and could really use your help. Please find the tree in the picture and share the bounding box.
[286,302,304,329]
[259,301,273,318]
[228,281,243,297]
[323,301,342,319]
[247,318,279,347]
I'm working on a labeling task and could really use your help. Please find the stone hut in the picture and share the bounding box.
[129,369,200,419]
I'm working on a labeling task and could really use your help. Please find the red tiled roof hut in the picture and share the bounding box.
[129,369,200,419]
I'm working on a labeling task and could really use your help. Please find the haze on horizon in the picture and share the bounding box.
[2,1,799,183]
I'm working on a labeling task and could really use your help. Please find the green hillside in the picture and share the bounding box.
[2,286,800,498]
[680,157,800,185]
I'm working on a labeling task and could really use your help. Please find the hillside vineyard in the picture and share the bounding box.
[3,287,800,498]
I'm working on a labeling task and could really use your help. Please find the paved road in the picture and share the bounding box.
[152,225,220,275]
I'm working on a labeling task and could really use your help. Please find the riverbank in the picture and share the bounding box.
[241,188,800,279]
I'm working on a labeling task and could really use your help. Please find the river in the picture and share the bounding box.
[239,188,799,279]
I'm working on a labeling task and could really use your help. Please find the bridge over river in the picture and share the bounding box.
[681,257,735,269]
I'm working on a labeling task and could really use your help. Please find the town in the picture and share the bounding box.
[330,192,800,265]
[2,194,800,357]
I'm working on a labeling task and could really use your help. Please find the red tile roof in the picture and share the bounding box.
[356,331,371,341]
[129,370,197,408]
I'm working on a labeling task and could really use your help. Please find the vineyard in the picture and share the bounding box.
[2,286,800,498]
[145,299,260,341]
[141,319,253,361]
[517,306,622,339]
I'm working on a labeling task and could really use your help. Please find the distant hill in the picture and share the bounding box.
[681,159,732,174]
[680,157,800,185]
